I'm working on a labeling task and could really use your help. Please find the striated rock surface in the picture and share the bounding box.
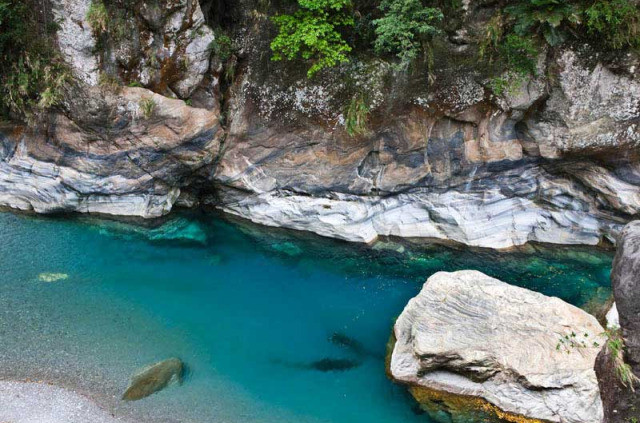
[206,1,640,248]
[0,0,639,248]
[390,270,604,423]
[0,87,222,218]
[596,221,640,422]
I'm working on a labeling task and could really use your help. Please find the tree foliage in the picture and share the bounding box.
[373,0,442,66]
[271,0,354,77]
[505,0,582,47]
[584,0,640,49]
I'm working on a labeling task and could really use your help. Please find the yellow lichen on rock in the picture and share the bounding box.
[408,385,549,423]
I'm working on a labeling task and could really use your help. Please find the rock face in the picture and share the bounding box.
[122,358,184,401]
[0,87,222,218]
[595,221,640,422]
[52,0,215,100]
[390,270,604,423]
[0,0,639,248]
[204,1,639,248]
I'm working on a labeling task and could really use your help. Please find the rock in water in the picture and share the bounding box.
[122,358,184,401]
[37,273,69,283]
[389,270,604,423]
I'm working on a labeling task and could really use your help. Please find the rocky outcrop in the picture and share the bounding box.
[52,0,216,100]
[0,87,222,218]
[122,358,184,401]
[206,1,640,248]
[0,0,639,248]
[390,270,605,423]
[595,221,640,422]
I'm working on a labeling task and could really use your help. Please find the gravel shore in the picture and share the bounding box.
[0,381,128,423]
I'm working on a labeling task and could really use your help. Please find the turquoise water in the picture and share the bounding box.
[0,210,613,423]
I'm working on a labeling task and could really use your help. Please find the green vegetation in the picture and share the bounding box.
[270,0,354,77]
[477,0,640,95]
[86,1,109,34]
[605,329,639,391]
[555,331,599,354]
[505,0,582,47]
[210,29,235,63]
[0,0,70,123]
[86,0,133,47]
[373,0,442,66]
[139,97,157,119]
[585,0,640,49]
[345,93,369,136]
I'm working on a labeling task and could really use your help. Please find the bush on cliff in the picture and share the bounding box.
[270,0,354,77]
[373,0,443,67]
[0,0,69,123]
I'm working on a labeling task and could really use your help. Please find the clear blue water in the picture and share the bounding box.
[0,210,614,423]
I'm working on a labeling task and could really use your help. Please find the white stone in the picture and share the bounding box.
[390,270,605,423]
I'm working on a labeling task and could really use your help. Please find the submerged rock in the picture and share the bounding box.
[122,358,184,401]
[389,270,604,423]
[37,273,69,283]
[308,358,360,372]
[271,357,361,372]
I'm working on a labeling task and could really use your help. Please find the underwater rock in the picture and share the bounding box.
[271,242,303,257]
[271,357,361,372]
[122,358,184,401]
[390,270,604,423]
[37,273,69,283]
[307,358,360,372]
[93,217,207,244]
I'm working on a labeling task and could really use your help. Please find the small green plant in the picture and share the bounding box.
[185,99,192,107]
[345,93,369,136]
[500,33,539,76]
[270,0,354,78]
[209,29,234,63]
[556,331,597,354]
[86,1,108,34]
[373,0,443,67]
[479,13,505,61]
[127,81,143,88]
[605,329,639,391]
[138,97,156,119]
[488,73,526,97]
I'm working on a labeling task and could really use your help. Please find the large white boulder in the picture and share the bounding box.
[390,270,605,423]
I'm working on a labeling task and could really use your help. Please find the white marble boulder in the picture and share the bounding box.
[390,270,605,423]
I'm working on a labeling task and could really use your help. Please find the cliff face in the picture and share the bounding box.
[1,0,639,247]
[596,221,640,422]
